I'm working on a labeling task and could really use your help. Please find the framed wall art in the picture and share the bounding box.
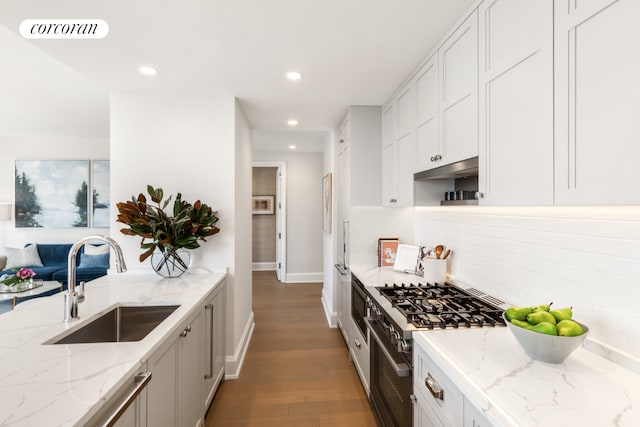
[252,195,275,215]
[15,160,90,228]
[322,173,332,234]
[91,160,110,228]
[377,237,399,267]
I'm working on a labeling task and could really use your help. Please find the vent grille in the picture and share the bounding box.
[465,287,506,308]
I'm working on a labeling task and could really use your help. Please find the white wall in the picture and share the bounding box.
[0,136,109,247]
[322,131,335,325]
[414,206,640,370]
[110,93,253,377]
[253,150,324,282]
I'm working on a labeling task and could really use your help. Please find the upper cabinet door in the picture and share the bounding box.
[478,0,554,206]
[439,10,479,164]
[414,55,439,173]
[555,0,640,205]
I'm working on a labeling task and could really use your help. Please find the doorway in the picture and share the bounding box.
[252,161,286,281]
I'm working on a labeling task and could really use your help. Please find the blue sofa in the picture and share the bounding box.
[0,244,108,289]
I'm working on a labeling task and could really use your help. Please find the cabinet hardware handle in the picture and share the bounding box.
[186,325,192,333]
[339,139,344,144]
[100,372,152,427]
[430,156,435,162]
[425,372,444,401]
[475,191,484,199]
[204,303,214,380]
[354,338,361,349]
[390,198,397,203]
[410,394,417,404]
[434,154,442,161]
[180,328,189,338]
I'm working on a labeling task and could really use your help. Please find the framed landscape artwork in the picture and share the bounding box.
[14,160,110,228]
[252,195,274,215]
[91,160,110,228]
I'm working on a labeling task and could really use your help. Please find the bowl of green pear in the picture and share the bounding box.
[503,304,589,364]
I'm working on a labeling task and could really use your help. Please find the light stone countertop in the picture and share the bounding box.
[0,269,226,426]
[414,328,640,426]
[350,265,640,426]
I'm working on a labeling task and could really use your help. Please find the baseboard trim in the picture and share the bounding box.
[284,272,323,283]
[321,289,337,328]
[252,262,276,271]
[224,310,255,379]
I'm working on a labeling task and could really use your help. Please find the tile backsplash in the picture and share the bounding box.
[414,206,640,371]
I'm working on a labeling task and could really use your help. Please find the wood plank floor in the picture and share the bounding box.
[205,271,377,427]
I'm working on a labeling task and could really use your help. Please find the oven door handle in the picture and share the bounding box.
[365,317,412,377]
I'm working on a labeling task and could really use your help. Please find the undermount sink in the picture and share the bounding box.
[47,304,180,344]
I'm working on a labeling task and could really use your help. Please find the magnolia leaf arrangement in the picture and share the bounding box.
[116,185,220,269]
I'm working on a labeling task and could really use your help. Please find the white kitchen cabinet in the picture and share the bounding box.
[414,55,439,173]
[477,0,554,205]
[554,0,640,205]
[414,388,445,427]
[382,86,415,206]
[438,10,478,166]
[463,399,491,427]
[146,308,204,427]
[87,368,150,427]
[146,329,179,427]
[413,336,495,427]
[203,280,226,411]
[413,341,464,427]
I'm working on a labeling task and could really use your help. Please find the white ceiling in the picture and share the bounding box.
[0,0,474,151]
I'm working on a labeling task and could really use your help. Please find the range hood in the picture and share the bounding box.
[414,157,478,180]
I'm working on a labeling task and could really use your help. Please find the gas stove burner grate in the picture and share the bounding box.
[377,282,506,329]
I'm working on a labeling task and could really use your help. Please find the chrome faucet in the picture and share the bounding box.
[64,235,127,322]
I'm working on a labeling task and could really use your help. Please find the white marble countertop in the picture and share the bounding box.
[414,328,640,426]
[350,265,640,426]
[0,269,226,426]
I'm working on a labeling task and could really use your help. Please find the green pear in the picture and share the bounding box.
[510,319,534,330]
[505,306,533,321]
[557,320,584,337]
[550,307,573,322]
[527,311,557,325]
[531,302,553,312]
[529,321,558,336]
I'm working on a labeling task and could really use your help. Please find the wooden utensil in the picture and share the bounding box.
[434,245,444,259]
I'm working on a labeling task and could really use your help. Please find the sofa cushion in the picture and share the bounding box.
[0,255,5,270]
[1,245,44,269]
[33,244,72,267]
[52,267,107,286]
[78,253,109,269]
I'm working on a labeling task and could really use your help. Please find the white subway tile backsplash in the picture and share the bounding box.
[414,206,640,367]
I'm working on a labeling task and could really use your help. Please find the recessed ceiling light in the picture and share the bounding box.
[289,145,297,150]
[287,119,298,126]
[286,71,302,80]
[139,66,157,76]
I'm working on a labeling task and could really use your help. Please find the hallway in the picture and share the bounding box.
[205,271,377,426]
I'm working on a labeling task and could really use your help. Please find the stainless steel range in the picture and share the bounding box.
[363,279,506,427]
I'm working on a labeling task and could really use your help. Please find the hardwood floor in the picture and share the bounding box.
[205,271,377,427]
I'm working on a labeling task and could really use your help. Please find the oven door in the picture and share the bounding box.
[366,318,413,427]
[351,277,368,343]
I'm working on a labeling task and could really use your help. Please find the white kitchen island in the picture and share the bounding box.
[0,269,226,426]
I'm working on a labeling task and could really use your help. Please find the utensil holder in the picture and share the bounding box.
[419,258,447,283]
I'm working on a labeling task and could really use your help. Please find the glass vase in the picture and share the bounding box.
[150,249,191,278]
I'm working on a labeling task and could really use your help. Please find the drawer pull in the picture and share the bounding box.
[425,372,444,401]
[354,338,361,349]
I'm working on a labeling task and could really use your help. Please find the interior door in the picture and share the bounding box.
[275,166,283,281]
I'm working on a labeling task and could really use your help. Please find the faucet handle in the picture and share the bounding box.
[77,281,86,303]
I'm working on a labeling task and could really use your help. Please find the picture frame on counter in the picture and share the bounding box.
[252,195,274,215]
[377,237,399,267]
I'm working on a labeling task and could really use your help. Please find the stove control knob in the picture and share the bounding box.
[398,339,411,353]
